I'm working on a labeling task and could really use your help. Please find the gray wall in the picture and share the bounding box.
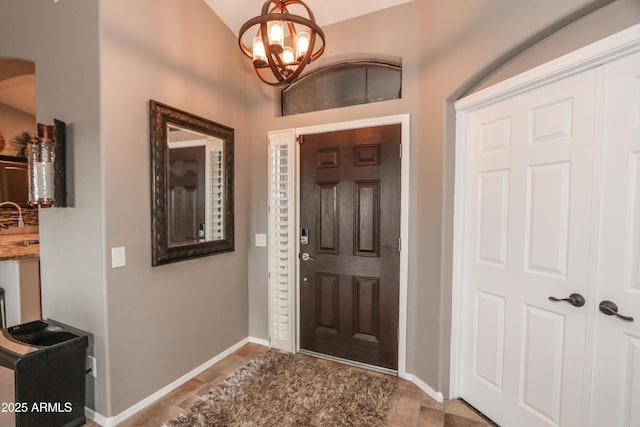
[437,0,640,395]
[0,0,105,413]
[247,0,639,398]
[417,0,639,395]
[475,0,640,92]
[101,0,250,416]
[0,0,251,417]
[246,0,421,351]
[2,0,639,419]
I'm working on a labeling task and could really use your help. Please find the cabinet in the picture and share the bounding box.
[453,25,640,427]
[0,155,28,204]
[0,259,41,327]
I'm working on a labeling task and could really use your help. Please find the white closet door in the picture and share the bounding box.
[459,69,598,426]
[590,51,640,427]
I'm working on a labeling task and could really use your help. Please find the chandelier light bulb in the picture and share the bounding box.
[282,46,294,64]
[268,21,284,47]
[296,31,310,60]
[252,37,267,64]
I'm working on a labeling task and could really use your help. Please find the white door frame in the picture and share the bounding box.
[288,114,411,377]
[450,24,640,397]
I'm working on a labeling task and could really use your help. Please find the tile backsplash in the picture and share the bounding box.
[0,206,38,230]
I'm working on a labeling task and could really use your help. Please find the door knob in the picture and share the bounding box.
[301,253,316,261]
[548,293,585,307]
[599,300,634,322]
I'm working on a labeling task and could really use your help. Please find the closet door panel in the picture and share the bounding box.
[591,50,640,427]
[459,69,598,427]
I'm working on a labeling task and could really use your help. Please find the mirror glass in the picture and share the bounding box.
[167,125,225,246]
[150,100,234,265]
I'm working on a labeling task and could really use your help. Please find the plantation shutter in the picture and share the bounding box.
[267,130,296,353]
[208,146,224,241]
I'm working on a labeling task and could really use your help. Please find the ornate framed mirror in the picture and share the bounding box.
[149,100,234,265]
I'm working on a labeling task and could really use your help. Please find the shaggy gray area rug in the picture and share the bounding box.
[163,350,397,427]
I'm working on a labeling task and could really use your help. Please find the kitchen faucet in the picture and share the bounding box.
[0,202,24,228]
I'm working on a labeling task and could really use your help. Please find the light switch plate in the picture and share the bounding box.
[255,234,267,247]
[111,246,126,268]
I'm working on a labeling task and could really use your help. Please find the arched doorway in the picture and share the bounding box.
[0,57,41,327]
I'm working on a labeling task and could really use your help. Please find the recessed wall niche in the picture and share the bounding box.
[0,58,37,214]
[0,59,35,158]
[282,60,402,116]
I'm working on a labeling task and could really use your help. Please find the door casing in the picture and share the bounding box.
[290,114,411,377]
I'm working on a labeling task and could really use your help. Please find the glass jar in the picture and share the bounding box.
[27,124,55,207]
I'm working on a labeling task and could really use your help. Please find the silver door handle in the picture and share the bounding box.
[301,253,316,261]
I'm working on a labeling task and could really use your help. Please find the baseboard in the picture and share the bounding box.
[248,336,270,347]
[402,372,445,403]
[84,407,108,427]
[86,337,250,427]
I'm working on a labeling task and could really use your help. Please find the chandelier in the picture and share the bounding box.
[238,0,325,86]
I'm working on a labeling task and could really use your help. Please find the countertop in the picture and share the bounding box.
[0,233,40,261]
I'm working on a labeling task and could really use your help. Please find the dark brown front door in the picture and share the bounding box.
[299,124,401,370]
[168,146,205,245]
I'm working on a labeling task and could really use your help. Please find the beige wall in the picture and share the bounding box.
[101,0,251,416]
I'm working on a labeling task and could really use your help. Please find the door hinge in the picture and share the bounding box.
[297,135,304,144]
[399,143,402,159]
[399,237,402,252]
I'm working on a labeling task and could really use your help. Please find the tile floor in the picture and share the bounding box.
[3,343,494,426]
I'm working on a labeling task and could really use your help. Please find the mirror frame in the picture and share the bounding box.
[149,100,234,265]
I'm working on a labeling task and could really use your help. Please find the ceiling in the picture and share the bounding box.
[203,0,414,36]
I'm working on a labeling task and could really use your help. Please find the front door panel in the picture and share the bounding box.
[168,146,206,245]
[299,125,401,370]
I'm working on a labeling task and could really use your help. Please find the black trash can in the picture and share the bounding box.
[0,319,88,427]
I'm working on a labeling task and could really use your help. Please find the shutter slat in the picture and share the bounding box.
[208,147,224,241]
